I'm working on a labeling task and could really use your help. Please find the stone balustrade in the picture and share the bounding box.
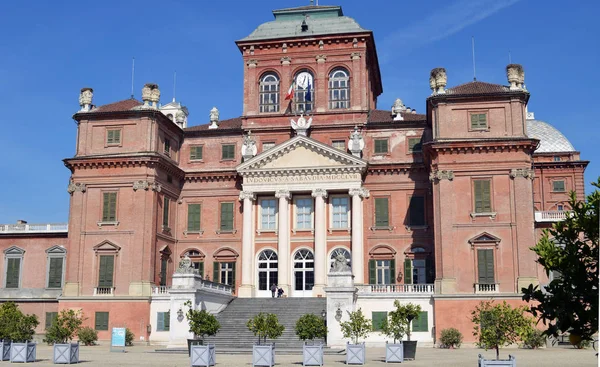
[356,283,434,294]
[0,223,68,234]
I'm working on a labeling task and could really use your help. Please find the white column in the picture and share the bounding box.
[275,190,291,295]
[350,188,369,284]
[238,191,256,298]
[312,188,328,295]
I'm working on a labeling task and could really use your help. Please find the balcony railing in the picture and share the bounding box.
[357,284,434,294]
[94,287,115,296]
[534,211,568,223]
[475,283,499,294]
[198,279,233,294]
[0,223,68,234]
[152,286,171,295]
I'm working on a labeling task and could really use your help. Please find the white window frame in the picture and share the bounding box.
[293,196,314,233]
[375,259,391,285]
[45,245,66,289]
[332,140,346,151]
[329,195,351,232]
[3,246,25,289]
[219,262,234,285]
[258,197,278,233]
[329,68,350,109]
[259,73,280,113]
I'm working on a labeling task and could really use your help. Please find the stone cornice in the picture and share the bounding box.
[63,153,185,179]
[426,139,539,155]
[366,164,427,175]
[533,161,589,169]
[184,171,238,183]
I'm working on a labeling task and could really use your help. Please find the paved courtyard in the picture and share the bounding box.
[23,344,598,366]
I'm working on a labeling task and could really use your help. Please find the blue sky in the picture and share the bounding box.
[0,0,597,223]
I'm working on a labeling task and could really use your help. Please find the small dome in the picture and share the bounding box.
[526,119,575,153]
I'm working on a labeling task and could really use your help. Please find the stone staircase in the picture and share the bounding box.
[204,297,327,348]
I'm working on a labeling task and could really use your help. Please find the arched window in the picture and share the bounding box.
[258,250,278,291]
[259,72,280,113]
[294,70,314,113]
[329,248,351,270]
[329,68,350,109]
[293,249,314,293]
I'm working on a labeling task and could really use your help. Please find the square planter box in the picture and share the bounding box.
[1,340,11,361]
[346,342,366,365]
[10,342,36,363]
[403,340,417,360]
[385,342,404,363]
[253,343,275,367]
[53,343,80,364]
[478,354,516,367]
[303,342,324,366]
[190,344,215,367]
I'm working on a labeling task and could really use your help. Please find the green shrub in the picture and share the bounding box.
[520,327,545,349]
[295,313,327,341]
[439,327,463,348]
[0,302,39,342]
[340,308,372,344]
[185,301,221,343]
[43,309,84,344]
[247,313,285,345]
[77,327,98,346]
[125,328,135,346]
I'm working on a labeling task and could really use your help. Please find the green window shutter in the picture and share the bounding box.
[102,193,110,221]
[474,180,483,213]
[471,114,487,129]
[98,255,114,287]
[485,249,495,283]
[187,204,201,231]
[213,262,219,283]
[45,312,58,330]
[220,202,234,231]
[477,249,495,284]
[374,198,389,227]
[6,258,21,288]
[412,311,428,332]
[190,146,203,160]
[163,197,170,227]
[409,196,425,226]
[157,312,165,331]
[48,257,63,288]
[95,312,109,331]
[160,258,167,286]
[231,262,236,287]
[107,130,114,144]
[425,257,434,283]
[482,180,491,212]
[164,139,170,154]
[198,262,204,278]
[368,259,376,284]
[389,258,396,284]
[102,192,117,221]
[222,145,235,160]
[474,180,491,213]
[374,139,388,154]
[553,180,565,192]
[165,311,170,331]
[114,129,121,144]
[408,138,422,152]
[371,311,387,331]
[404,258,412,284]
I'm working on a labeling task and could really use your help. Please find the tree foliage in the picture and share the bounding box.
[246,313,284,345]
[522,178,599,341]
[471,301,531,360]
[339,308,372,344]
[43,309,84,344]
[0,302,39,342]
[295,313,327,341]
[125,328,135,346]
[185,301,221,343]
[77,327,98,346]
[380,301,422,343]
[439,327,463,349]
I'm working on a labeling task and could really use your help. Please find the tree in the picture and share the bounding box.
[339,308,372,344]
[471,301,531,360]
[0,302,39,342]
[43,309,84,344]
[295,313,327,341]
[185,301,221,343]
[522,178,599,342]
[246,313,284,345]
[396,302,422,342]
[380,300,422,343]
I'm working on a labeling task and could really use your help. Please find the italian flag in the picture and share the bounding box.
[285,81,295,100]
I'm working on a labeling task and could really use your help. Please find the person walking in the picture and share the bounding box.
[277,287,284,298]
[270,283,277,298]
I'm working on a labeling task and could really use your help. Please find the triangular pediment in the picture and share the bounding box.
[4,246,25,255]
[237,135,366,173]
[468,232,501,244]
[46,245,67,254]
[93,240,121,253]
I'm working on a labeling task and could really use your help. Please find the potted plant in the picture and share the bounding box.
[295,313,328,366]
[247,312,284,367]
[0,302,39,363]
[379,300,409,363]
[339,308,372,365]
[471,301,531,366]
[44,309,84,364]
[185,301,220,366]
[393,302,421,360]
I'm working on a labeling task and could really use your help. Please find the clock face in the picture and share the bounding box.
[296,72,313,89]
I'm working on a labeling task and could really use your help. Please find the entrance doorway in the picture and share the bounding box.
[293,249,314,297]
[257,249,278,297]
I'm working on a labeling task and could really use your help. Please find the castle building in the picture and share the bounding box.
[0,5,587,345]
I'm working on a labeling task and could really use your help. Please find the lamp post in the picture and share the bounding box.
[321,309,327,345]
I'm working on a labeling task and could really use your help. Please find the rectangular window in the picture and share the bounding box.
[332,140,346,151]
[45,312,58,330]
[260,199,277,230]
[157,311,170,332]
[553,180,565,192]
[222,144,235,160]
[408,137,422,152]
[102,192,117,222]
[557,204,564,211]
[219,262,236,285]
[163,197,170,228]
[47,257,63,288]
[98,255,114,287]
[473,180,492,213]
[6,257,21,288]
[263,142,275,152]
[331,196,349,228]
[374,197,389,227]
[412,311,428,332]
[412,259,426,284]
[369,259,396,285]
[220,202,234,231]
[553,156,561,162]
[164,138,171,156]
[106,129,121,145]
[372,311,388,332]
[95,312,109,331]
[374,139,389,154]
[477,249,495,284]
[409,196,425,226]
[187,204,201,231]
[190,146,203,161]
[296,198,313,230]
[470,113,488,129]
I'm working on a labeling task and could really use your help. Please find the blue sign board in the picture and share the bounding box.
[111,327,126,348]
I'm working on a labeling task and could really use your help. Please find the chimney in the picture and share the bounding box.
[142,83,160,108]
[78,87,93,112]
[209,107,220,129]
[506,64,524,90]
[430,68,447,95]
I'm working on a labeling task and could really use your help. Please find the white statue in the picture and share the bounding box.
[208,107,219,129]
[291,113,312,136]
[241,131,257,160]
[348,126,365,158]
[331,252,351,273]
[78,88,93,111]
[392,98,405,121]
